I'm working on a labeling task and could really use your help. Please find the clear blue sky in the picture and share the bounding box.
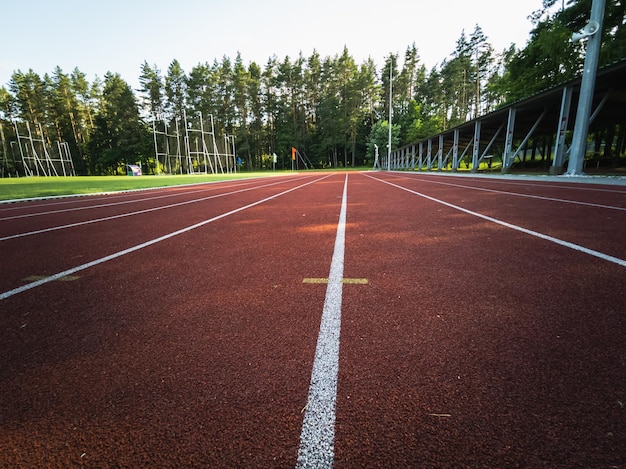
[1,0,552,90]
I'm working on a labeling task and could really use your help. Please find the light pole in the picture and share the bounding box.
[387,56,393,171]
[566,0,605,176]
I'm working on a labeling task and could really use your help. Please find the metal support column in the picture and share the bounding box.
[437,134,443,170]
[452,128,460,171]
[418,142,423,171]
[471,120,481,172]
[551,86,574,174]
[502,108,517,172]
[506,108,547,170]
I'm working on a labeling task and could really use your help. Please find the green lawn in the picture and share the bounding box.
[0,172,279,201]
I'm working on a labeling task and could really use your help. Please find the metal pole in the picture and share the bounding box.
[550,87,573,174]
[230,135,236,173]
[387,56,392,171]
[183,109,192,174]
[567,0,605,175]
[199,111,208,175]
[175,118,182,174]
[0,123,8,178]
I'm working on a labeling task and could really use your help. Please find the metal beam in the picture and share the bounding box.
[507,108,548,168]
[452,128,460,171]
[437,134,444,170]
[550,86,574,174]
[471,120,482,172]
[502,108,517,171]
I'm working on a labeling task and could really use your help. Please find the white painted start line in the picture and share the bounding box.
[0,175,331,301]
[296,173,348,468]
[365,173,626,268]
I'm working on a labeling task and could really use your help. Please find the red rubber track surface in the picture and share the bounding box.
[0,172,624,467]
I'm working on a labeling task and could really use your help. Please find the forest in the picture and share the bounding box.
[0,0,625,176]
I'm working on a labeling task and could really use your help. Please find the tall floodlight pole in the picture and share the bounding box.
[566,0,605,176]
[387,56,393,171]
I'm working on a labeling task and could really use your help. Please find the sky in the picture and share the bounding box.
[1,0,552,90]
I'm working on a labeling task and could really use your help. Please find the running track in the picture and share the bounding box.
[0,172,625,467]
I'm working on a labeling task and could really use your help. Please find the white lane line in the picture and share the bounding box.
[0,180,258,221]
[391,174,626,211]
[0,176,310,242]
[395,171,626,193]
[0,175,331,301]
[365,173,626,268]
[0,175,275,209]
[297,174,348,469]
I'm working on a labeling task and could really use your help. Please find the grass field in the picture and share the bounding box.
[0,172,280,201]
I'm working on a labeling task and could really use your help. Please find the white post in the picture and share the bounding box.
[231,135,236,173]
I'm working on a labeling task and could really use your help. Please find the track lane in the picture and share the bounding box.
[0,175,327,294]
[1,171,625,467]
[397,172,626,197]
[371,172,626,263]
[334,172,625,467]
[0,173,348,467]
[0,175,307,239]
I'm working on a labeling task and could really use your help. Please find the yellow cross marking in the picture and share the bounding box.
[23,275,80,282]
[302,278,368,285]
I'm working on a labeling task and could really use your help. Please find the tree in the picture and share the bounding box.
[396,43,420,116]
[2,3,625,178]
[186,62,215,119]
[600,0,626,63]
[215,56,235,134]
[468,24,495,117]
[0,86,17,120]
[138,61,164,119]
[45,67,87,172]
[88,73,150,175]
[366,120,400,164]
[233,53,252,166]
[164,60,187,121]
[71,68,97,133]
[354,58,380,164]
[498,7,580,103]
[262,56,280,161]
[395,44,425,146]
[246,61,264,168]
[335,47,361,166]
[9,70,47,128]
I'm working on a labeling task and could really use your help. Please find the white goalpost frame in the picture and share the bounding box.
[10,121,75,177]
[151,112,233,175]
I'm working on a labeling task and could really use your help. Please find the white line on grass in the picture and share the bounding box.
[365,173,626,268]
[0,175,331,301]
[296,174,348,469]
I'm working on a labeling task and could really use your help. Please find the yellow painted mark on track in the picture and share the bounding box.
[302,278,368,285]
[23,275,80,282]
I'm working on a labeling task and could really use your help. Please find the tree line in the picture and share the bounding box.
[1,0,624,175]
